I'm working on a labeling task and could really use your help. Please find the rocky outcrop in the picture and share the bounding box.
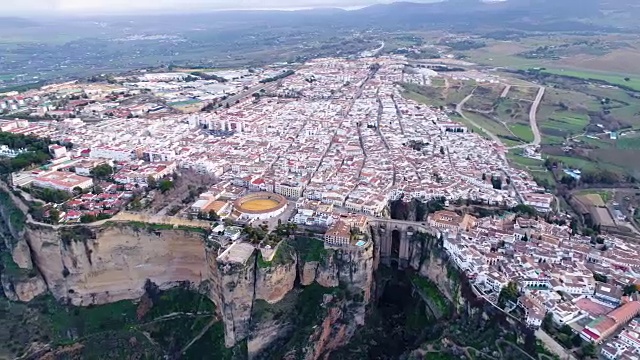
[206,243,256,348]
[313,243,374,306]
[247,318,293,359]
[255,253,297,304]
[1,273,47,302]
[24,224,207,306]
[407,234,461,304]
[10,238,33,269]
[299,261,319,286]
[303,303,349,360]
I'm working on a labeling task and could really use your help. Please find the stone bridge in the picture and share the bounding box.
[369,218,441,269]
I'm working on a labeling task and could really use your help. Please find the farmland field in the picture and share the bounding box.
[540,69,640,91]
[616,134,640,150]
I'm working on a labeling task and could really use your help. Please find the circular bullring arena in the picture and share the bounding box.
[233,192,288,220]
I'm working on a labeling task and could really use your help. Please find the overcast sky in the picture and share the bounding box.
[5,0,441,16]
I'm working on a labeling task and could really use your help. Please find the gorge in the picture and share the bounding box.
[0,190,542,359]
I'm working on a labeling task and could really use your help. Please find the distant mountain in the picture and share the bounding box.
[350,0,613,31]
[0,17,37,29]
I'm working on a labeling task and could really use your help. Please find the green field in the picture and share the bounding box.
[541,69,640,91]
[616,134,640,150]
[430,77,446,87]
[402,88,446,108]
[508,123,535,142]
[545,112,589,134]
[574,189,613,203]
[552,155,601,172]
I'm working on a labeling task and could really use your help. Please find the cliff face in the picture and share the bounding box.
[209,240,375,358]
[24,224,207,306]
[406,234,461,305]
[207,245,257,348]
[255,253,297,304]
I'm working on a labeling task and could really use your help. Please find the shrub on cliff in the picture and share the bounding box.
[0,190,26,235]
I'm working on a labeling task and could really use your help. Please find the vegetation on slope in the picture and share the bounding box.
[0,283,231,359]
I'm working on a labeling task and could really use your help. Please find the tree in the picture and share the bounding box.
[158,179,174,194]
[498,282,519,308]
[439,146,445,155]
[49,208,60,224]
[580,342,596,359]
[80,214,97,223]
[147,176,157,189]
[90,164,114,179]
[491,176,502,190]
[623,284,639,296]
[72,186,83,196]
[208,210,219,221]
[625,77,631,82]
[542,312,554,332]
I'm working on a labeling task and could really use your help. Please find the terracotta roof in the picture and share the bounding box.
[609,301,640,323]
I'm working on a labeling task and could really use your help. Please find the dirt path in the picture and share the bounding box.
[507,86,545,150]
[456,92,504,148]
[178,317,218,355]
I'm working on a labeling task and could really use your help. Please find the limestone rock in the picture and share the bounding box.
[247,320,293,360]
[255,260,297,304]
[299,261,319,286]
[11,238,34,269]
[315,251,339,288]
[207,245,256,348]
[1,273,47,302]
[25,224,207,305]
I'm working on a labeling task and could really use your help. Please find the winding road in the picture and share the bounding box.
[455,92,503,146]
[509,86,545,149]
[455,85,545,151]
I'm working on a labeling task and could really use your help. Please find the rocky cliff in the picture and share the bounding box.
[407,233,461,303]
[0,189,48,301]
[0,187,463,359]
[19,223,207,305]
[207,238,375,357]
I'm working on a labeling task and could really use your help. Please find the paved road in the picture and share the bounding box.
[509,86,545,150]
[219,82,276,107]
[529,87,545,146]
[500,84,511,98]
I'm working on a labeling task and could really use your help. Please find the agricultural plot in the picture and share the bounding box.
[464,84,503,112]
[461,85,534,144]
[616,133,640,150]
[508,123,535,143]
[463,111,524,147]
[506,86,539,101]
[401,79,477,109]
[495,98,530,123]
[541,69,640,91]
[574,190,612,206]
[506,151,555,187]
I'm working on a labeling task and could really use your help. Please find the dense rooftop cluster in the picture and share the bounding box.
[1,57,552,215]
[437,209,640,350]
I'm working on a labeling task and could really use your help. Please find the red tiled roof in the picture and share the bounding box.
[581,328,600,340]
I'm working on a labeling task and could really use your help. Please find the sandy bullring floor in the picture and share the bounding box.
[240,199,280,211]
